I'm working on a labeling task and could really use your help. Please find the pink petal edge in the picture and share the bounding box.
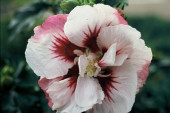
[137,61,151,91]
[114,11,128,25]
[32,14,68,41]
[38,77,62,107]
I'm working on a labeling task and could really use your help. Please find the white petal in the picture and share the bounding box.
[38,77,62,107]
[25,36,74,79]
[78,55,88,77]
[114,54,128,66]
[85,101,112,113]
[129,39,152,61]
[93,101,112,113]
[128,39,152,90]
[47,78,73,110]
[64,4,119,48]
[57,94,92,113]
[25,15,77,79]
[99,43,117,66]
[97,24,152,91]
[75,76,104,107]
[104,61,137,113]
[97,24,141,52]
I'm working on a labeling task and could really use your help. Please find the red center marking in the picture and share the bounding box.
[83,25,101,53]
[62,65,79,94]
[51,34,85,62]
[97,68,120,102]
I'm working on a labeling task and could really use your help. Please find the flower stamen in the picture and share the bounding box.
[85,59,101,77]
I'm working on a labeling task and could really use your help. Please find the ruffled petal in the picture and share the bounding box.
[25,15,84,79]
[128,39,152,91]
[97,25,139,67]
[64,4,126,52]
[114,54,128,66]
[57,94,92,113]
[38,77,62,107]
[97,24,141,53]
[98,61,137,113]
[99,43,128,67]
[99,43,116,67]
[47,78,74,110]
[75,76,104,107]
[97,24,152,91]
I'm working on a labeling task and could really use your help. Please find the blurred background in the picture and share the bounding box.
[0,0,170,113]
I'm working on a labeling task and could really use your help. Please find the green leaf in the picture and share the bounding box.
[60,0,80,13]
[9,2,50,41]
[14,61,25,78]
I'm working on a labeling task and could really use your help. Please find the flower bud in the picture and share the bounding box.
[0,66,14,89]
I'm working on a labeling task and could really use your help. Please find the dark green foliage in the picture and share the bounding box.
[0,60,55,113]
[9,1,51,41]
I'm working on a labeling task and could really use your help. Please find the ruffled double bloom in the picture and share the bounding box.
[25,4,152,113]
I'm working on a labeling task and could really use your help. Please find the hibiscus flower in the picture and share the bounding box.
[25,4,152,113]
